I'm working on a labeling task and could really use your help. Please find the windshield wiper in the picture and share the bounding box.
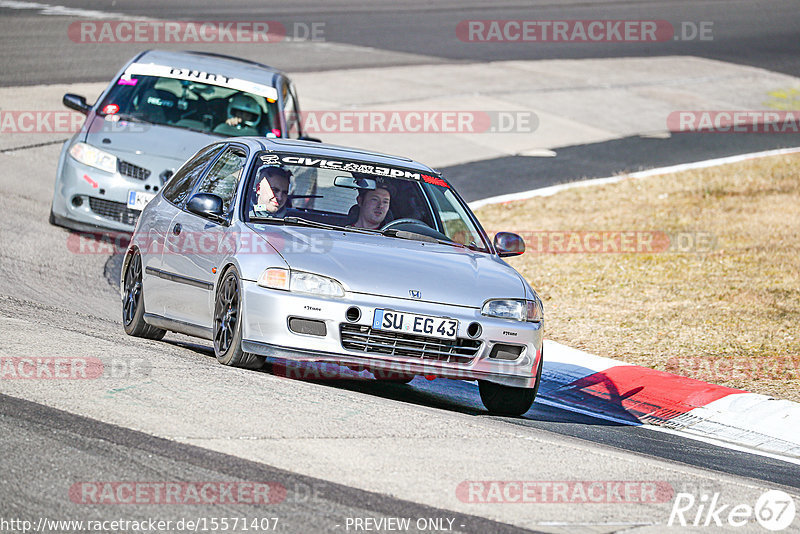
[101,113,155,125]
[381,228,466,249]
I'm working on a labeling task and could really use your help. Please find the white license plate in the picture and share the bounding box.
[373,309,458,340]
[127,190,155,211]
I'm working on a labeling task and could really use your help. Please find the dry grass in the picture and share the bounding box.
[475,153,800,402]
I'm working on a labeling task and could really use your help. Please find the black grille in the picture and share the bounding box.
[88,197,139,226]
[340,323,480,364]
[118,160,151,181]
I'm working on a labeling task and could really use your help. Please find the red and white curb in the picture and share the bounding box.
[468,147,800,463]
[540,340,800,463]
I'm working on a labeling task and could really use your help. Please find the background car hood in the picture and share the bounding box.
[83,116,219,164]
[249,225,527,307]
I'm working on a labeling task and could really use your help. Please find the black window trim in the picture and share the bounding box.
[182,142,250,225]
[162,143,227,210]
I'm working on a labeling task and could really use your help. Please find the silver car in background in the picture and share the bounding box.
[121,138,544,415]
[51,49,311,233]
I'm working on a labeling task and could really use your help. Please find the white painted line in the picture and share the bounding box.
[469,145,800,210]
[0,0,147,19]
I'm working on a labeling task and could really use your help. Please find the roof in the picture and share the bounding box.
[132,50,285,86]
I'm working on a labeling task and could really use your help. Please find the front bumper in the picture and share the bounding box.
[241,280,543,388]
[51,154,162,233]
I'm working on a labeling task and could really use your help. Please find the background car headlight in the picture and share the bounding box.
[69,142,117,174]
[482,298,543,322]
[257,268,345,298]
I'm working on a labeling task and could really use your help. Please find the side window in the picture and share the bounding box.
[162,145,223,206]
[192,147,247,215]
[283,83,301,138]
[426,184,487,250]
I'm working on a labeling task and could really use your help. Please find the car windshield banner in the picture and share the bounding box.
[259,152,447,184]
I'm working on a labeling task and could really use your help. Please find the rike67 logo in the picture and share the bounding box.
[669,490,796,531]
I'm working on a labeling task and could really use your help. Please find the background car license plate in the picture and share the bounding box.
[127,190,155,211]
[373,309,458,340]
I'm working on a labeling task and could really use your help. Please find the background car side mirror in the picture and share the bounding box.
[63,93,91,115]
[494,232,525,257]
[186,193,227,223]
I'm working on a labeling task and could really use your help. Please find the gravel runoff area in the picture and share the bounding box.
[475,153,800,402]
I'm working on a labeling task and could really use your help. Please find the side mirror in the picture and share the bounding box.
[186,193,227,223]
[63,93,91,115]
[494,232,525,257]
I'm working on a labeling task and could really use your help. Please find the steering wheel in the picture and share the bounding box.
[380,218,428,231]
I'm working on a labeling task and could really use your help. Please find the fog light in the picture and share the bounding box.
[71,196,83,208]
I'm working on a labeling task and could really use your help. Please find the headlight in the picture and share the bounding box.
[257,268,345,298]
[482,298,543,322]
[69,142,117,174]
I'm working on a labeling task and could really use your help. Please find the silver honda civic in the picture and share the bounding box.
[121,137,544,415]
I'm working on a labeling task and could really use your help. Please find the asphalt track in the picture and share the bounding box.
[2,0,799,85]
[1,1,799,532]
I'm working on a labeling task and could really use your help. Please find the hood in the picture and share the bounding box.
[83,114,220,164]
[248,224,527,308]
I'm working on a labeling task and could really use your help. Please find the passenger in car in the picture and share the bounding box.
[351,183,393,229]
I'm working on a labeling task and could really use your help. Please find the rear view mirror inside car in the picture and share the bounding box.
[333,176,376,189]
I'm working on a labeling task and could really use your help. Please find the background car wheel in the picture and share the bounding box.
[213,268,264,369]
[122,250,166,340]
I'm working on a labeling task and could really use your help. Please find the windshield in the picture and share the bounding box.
[245,151,490,252]
[97,69,281,137]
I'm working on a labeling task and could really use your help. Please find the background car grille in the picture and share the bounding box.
[88,197,139,226]
[118,160,151,181]
[340,323,480,364]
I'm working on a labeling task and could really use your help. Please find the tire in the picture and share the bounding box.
[479,350,543,416]
[213,268,264,369]
[122,250,166,340]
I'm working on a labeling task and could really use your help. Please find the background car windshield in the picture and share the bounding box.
[246,153,489,251]
[97,74,281,137]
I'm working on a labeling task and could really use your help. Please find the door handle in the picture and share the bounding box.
[172,223,182,236]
